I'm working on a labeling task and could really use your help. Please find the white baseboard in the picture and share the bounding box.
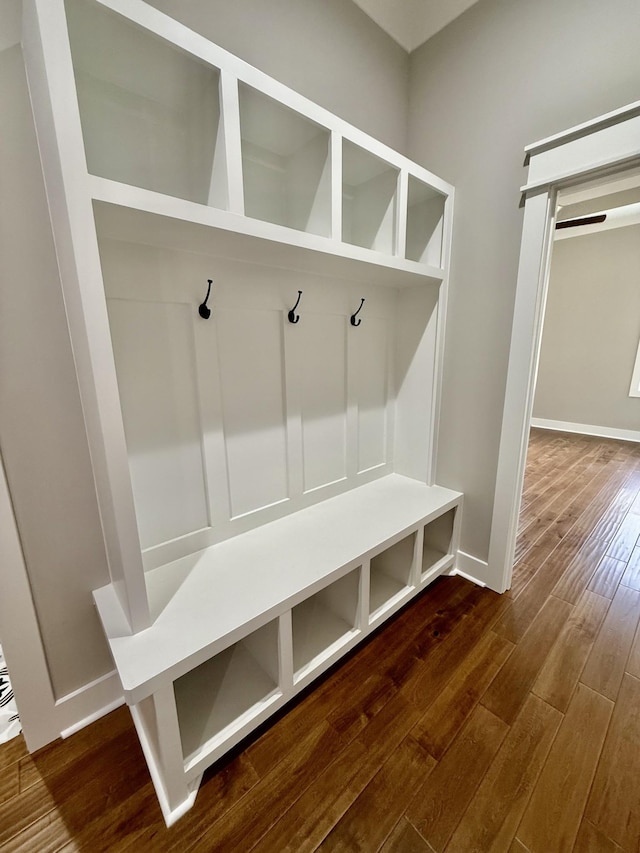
[55,670,124,739]
[453,551,489,587]
[531,418,640,443]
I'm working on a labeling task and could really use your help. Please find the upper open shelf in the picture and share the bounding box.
[342,141,399,255]
[406,177,446,267]
[63,0,452,282]
[239,84,331,237]
[65,0,225,207]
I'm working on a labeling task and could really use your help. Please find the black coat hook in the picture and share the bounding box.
[288,290,302,324]
[198,279,213,319]
[350,297,365,327]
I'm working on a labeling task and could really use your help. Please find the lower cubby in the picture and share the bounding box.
[421,508,456,582]
[369,532,416,620]
[174,619,281,769]
[292,569,361,683]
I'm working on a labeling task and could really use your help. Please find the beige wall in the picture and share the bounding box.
[0,1,407,700]
[533,226,640,432]
[408,0,640,560]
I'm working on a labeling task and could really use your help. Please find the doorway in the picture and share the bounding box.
[488,100,640,593]
[511,170,640,594]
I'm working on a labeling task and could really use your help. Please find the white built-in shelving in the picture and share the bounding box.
[23,0,461,826]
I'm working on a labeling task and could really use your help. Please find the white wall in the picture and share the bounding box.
[0,1,408,711]
[533,226,640,433]
[145,0,410,154]
[408,0,640,563]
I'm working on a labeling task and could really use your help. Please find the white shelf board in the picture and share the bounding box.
[94,474,461,703]
[292,598,358,680]
[174,642,280,768]
[90,178,445,287]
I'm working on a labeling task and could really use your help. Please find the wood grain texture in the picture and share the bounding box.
[444,694,562,853]
[251,692,424,853]
[606,512,640,562]
[404,705,508,852]
[621,546,640,590]
[509,840,531,853]
[533,589,610,712]
[481,595,572,724]
[400,586,506,707]
[379,818,434,853]
[504,561,537,600]
[572,820,625,852]
[1,430,639,853]
[587,555,626,599]
[585,673,640,851]
[627,622,640,678]
[580,583,640,700]
[188,722,349,853]
[516,684,613,853]
[317,736,434,852]
[494,551,573,644]
[551,536,610,604]
[411,629,514,759]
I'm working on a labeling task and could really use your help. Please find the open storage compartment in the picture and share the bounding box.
[405,176,446,267]
[239,84,331,236]
[421,508,456,581]
[174,619,281,768]
[369,532,416,620]
[292,569,361,682]
[342,140,399,254]
[65,0,224,207]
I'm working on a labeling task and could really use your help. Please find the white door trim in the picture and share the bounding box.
[488,100,640,593]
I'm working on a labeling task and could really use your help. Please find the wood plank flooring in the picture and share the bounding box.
[2,428,640,851]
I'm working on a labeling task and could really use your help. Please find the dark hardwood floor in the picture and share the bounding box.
[2,428,640,851]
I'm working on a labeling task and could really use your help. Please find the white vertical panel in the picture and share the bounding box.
[394,286,439,484]
[353,316,389,473]
[298,313,347,492]
[108,299,209,548]
[216,309,289,518]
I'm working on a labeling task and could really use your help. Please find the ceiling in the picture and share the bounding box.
[351,0,481,52]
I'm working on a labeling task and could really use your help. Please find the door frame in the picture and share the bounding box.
[488,100,640,592]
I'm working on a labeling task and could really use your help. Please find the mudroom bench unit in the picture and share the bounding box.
[23,0,462,824]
